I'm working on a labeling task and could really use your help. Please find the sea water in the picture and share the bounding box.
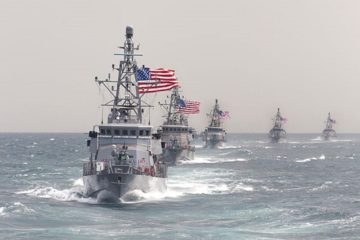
[1,133,360,239]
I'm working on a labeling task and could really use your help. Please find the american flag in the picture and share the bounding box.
[280,116,288,123]
[178,100,200,114]
[136,67,179,94]
[219,110,230,119]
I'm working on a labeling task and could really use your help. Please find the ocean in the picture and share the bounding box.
[1,133,360,239]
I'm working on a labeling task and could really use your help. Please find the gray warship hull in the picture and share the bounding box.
[161,147,194,165]
[83,173,166,202]
[269,128,286,143]
[322,129,336,140]
[205,137,224,149]
[203,127,226,149]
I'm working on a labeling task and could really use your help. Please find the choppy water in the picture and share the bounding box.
[1,133,360,239]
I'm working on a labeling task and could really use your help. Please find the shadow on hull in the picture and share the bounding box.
[204,139,225,149]
[160,148,194,165]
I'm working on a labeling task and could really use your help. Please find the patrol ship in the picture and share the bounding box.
[203,99,226,148]
[322,112,336,140]
[269,108,287,142]
[158,87,195,165]
[83,27,167,202]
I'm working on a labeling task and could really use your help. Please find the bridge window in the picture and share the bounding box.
[106,129,111,135]
[100,129,105,135]
[114,129,120,135]
[122,129,128,136]
[130,129,136,136]
[139,130,144,136]
[145,130,150,136]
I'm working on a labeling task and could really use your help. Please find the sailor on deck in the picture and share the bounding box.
[118,150,129,165]
[111,144,118,157]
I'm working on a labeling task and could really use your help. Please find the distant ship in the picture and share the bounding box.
[158,87,195,165]
[322,112,336,140]
[203,99,228,148]
[83,27,168,202]
[269,108,287,143]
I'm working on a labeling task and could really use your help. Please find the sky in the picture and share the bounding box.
[1,0,360,133]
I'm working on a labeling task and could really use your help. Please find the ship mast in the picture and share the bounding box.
[159,87,187,125]
[274,108,282,129]
[209,99,221,127]
[95,26,150,124]
[325,112,333,129]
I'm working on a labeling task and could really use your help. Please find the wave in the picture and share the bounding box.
[261,186,279,192]
[217,145,242,149]
[16,186,96,204]
[179,157,249,165]
[0,207,5,216]
[229,182,254,192]
[72,178,84,186]
[121,167,254,202]
[290,138,353,145]
[330,139,352,142]
[309,181,332,192]
[296,154,325,163]
[0,202,35,217]
[311,137,322,141]
[193,144,204,149]
[17,167,254,204]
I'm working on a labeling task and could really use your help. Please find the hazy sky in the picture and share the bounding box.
[1,0,360,133]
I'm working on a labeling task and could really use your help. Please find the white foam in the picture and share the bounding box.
[179,157,248,165]
[296,158,313,163]
[120,188,183,203]
[16,187,96,204]
[18,167,252,204]
[13,202,34,214]
[217,145,241,149]
[309,181,332,192]
[311,137,322,141]
[165,168,253,197]
[72,178,84,186]
[179,157,212,164]
[49,138,55,141]
[0,207,5,216]
[0,202,35,217]
[167,180,229,196]
[194,144,204,149]
[231,183,254,192]
[296,154,325,163]
[331,139,352,142]
[329,215,360,225]
[261,186,278,192]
